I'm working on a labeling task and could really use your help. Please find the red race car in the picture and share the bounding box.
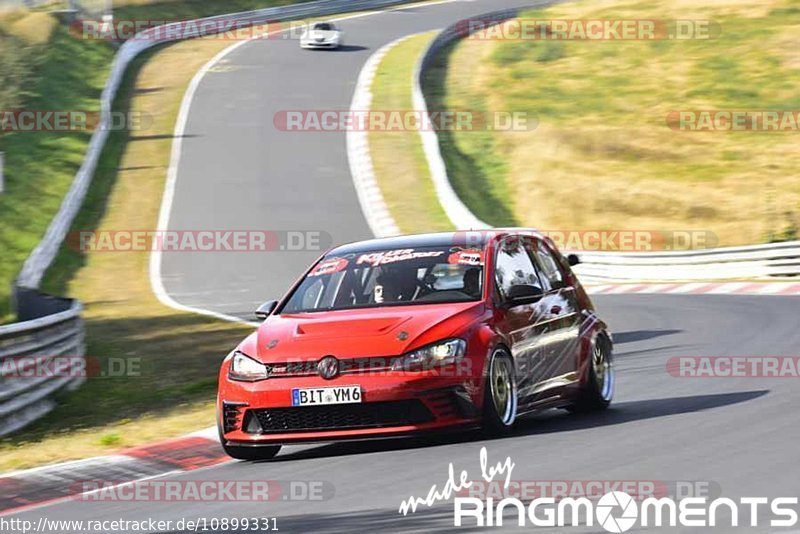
[217,230,613,460]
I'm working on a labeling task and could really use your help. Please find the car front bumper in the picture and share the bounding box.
[300,40,339,49]
[219,367,483,445]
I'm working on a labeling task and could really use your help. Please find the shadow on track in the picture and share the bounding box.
[305,45,369,52]
[165,506,456,534]
[613,329,683,344]
[263,390,769,464]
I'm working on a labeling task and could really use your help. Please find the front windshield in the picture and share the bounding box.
[281,246,485,313]
[314,23,333,31]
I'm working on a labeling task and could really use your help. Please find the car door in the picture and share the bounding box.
[528,237,582,385]
[492,236,555,405]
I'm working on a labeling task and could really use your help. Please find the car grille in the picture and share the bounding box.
[247,400,433,434]
[268,357,398,378]
[222,402,247,433]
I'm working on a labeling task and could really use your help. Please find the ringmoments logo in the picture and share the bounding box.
[453,491,800,530]
[397,448,800,531]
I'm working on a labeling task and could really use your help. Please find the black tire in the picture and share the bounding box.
[482,347,518,435]
[569,334,614,413]
[217,418,282,461]
[222,441,282,461]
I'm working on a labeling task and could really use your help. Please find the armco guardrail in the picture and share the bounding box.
[6,0,419,437]
[17,0,417,291]
[415,6,800,282]
[570,241,800,282]
[412,6,532,231]
[0,296,84,437]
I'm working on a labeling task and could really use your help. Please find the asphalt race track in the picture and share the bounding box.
[11,0,800,532]
[10,294,800,532]
[158,0,542,320]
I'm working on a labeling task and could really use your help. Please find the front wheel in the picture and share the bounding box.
[222,441,281,461]
[569,335,614,412]
[482,347,518,435]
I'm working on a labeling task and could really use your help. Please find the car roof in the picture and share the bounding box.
[328,229,546,256]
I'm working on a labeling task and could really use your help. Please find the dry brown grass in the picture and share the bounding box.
[436,0,800,245]
[370,32,452,234]
[1,34,250,472]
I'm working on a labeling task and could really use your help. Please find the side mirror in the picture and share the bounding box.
[505,284,544,307]
[567,254,580,267]
[255,300,278,321]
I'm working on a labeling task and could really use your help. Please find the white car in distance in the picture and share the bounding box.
[300,21,344,49]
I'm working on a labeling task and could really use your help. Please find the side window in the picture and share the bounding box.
[530,239,566,291]
[494,238,542,300]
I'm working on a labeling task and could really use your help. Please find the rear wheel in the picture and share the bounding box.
[569,335,614,412]
[482,348,518,435]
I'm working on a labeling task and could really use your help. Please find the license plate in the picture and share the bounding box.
[291,385,362,406]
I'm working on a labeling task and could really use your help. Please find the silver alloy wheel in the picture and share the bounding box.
[490,351,518,426]
[593,340,614,402]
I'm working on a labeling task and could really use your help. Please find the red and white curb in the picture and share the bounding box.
[585,281,800,296]
[346,36,407,239]
[0,428,223,516]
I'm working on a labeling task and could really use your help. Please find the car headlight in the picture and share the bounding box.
[392,339,466,371]
[228,351,269,382]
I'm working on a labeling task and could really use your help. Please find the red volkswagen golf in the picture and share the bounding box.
[217,230,613,460]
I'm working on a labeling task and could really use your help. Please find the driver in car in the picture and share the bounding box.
[374,266,420,303]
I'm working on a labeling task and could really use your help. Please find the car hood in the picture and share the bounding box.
[244,302,485,363]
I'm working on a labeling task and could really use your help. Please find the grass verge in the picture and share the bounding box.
[0,11,114,321]
[0,33,254,473]
[0,0,438,472]
[369,32,453,234]
[0,0,324,321]
[425,0,800,246]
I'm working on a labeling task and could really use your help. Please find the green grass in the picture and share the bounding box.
[0,0,328,322]
[0,22,114,320]
[0,32,252,471]
[112,0,316,21]
[369,32,453,234]
[422,41,518,227]
[427,0,800,245]
[0,0,439,471]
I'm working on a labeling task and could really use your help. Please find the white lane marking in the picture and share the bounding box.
[410,22,491,231]
[150,34,262,326]
[666,282,711,294]
[346,36,414,237]
[1,454,133,479]
[584,284,612,294]
[705,282,749,294]
[151,0,464,324]
[188,425,219,441]
[604,284,645,294]
[755,282,792,294]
